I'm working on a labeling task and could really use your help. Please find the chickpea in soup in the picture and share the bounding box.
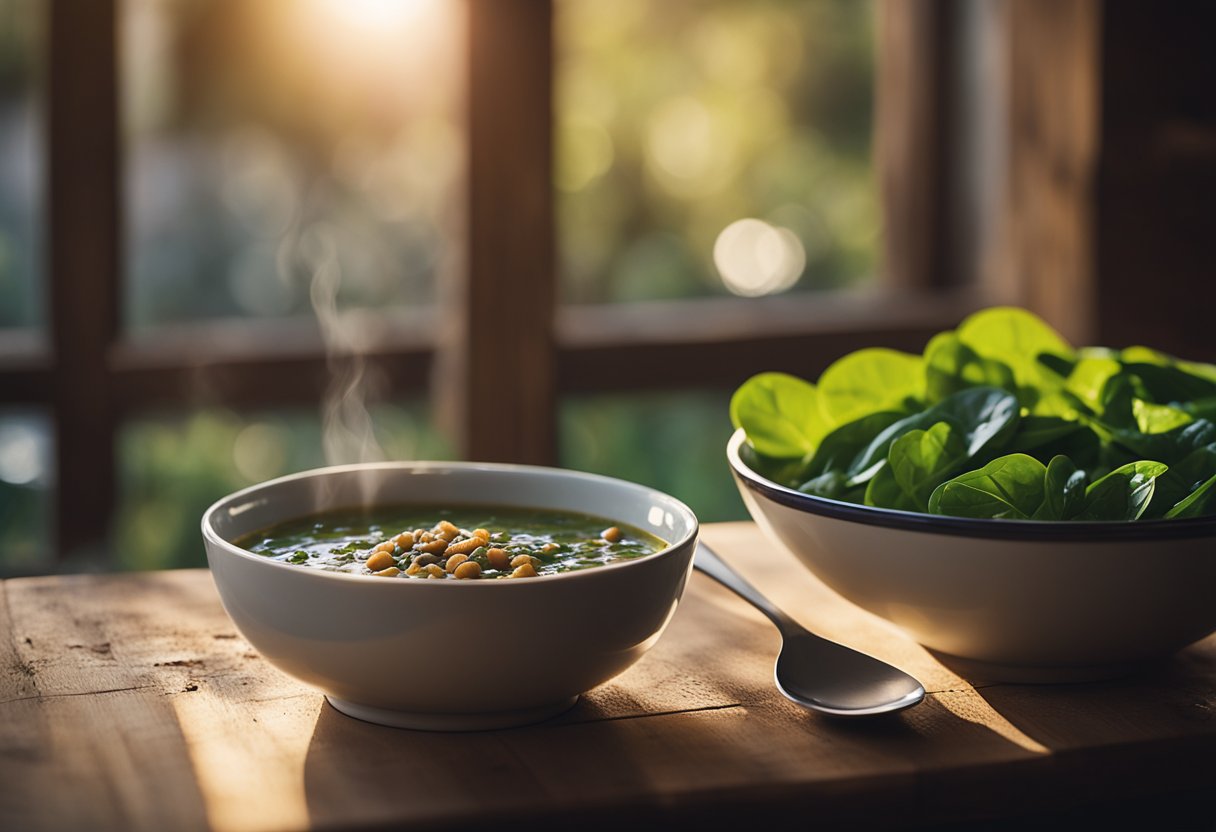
[236,504,668,580]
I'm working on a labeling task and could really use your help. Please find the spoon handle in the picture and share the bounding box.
[693,542,797,631]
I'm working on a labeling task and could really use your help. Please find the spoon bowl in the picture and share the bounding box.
[695,543,924,717]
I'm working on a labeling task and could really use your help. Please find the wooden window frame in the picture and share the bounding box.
[4,0,1052,565]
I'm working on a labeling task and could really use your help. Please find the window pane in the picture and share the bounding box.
[122,0,463,331]
[556,0,876,303]
[116,402,453,570]
[0,0,42,329]
[0,410,52,574]
[560,391,748,523]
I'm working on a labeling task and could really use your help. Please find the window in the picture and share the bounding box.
[10,0,1174,574]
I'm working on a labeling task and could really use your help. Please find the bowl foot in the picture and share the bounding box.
[325,695,580,731]
[930,651,1152,684]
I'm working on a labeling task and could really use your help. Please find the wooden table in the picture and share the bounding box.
[4,522,1216,831]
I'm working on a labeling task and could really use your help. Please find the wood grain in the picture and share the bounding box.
[4,524,1216,831]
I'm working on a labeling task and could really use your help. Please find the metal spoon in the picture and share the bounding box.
[694,543,925,717]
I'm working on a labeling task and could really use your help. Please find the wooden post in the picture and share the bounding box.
[47,0,121,561]
[438,0,556,464]
[876,0,958,291]
[1093,0,1216,359]
[997,0,1100,345]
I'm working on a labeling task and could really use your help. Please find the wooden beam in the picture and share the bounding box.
[47,0,120,560]
[438,0,556,464]
[556,288,991,393]
[0,331,52,404]
[108,319,433,411]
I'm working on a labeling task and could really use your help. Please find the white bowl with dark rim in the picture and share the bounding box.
[202,461,698,730]
[728,429,1216,683]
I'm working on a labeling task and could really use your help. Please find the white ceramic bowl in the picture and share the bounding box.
[202,461,698,730]
[728,429,1216,682]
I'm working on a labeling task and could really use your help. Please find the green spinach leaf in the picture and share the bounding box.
[1074,461,1169,521]
[730,372,827,458]
[846,386,1020,486]
[1032,455,1087,520]
[1132,399,1193,435]
[797,411,906,495]
[923,332,1017,403]
[1165,473,1216,519]
[1146,443,1216,518]
[1108,418,1216,466]
[816,348,924,427]
[928,454,1047,520]
[865,422,970,512]
[956,307,1074,402]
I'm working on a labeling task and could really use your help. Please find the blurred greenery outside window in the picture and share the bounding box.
[0,0,41,329]
[560,391,750,525]
[0,1,48,572]
[117,403,453,570]
[556,0,876,303]
[0,410,52,573]
[0,0,875,571]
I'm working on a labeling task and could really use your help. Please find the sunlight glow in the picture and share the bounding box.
[311,0,440,35]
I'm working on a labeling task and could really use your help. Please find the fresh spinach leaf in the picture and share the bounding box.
[1182,397,1216,422]
[1132,399,1193,435]
[846,387,1020,486]
[739,443,814,489]
[956,306,1074,401]
[865,422,970,512]
[1064,357,1122,416]
[1165,473,1216,519]
[1032,455,1087,520]
[1146,443,1216,518]
[816,348,924,427]
[1009,416,1086,451]
[923,332,1017,403]
[928,454,1047,520]
[797,470,848,500]
[1073,461,1168,521]
[1120,362,1216,404]
[797,411,906,493]
[730,372,827,458]
[1108,418,1216,466]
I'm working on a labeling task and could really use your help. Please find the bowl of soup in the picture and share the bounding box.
[201,461,699,730]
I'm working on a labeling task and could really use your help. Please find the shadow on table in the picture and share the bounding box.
[299,689,1053,830]
[945,642,1216,828]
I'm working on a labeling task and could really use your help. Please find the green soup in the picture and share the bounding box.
[236,504,668,580]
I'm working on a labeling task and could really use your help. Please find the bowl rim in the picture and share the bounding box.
[202,460,699,586]
[727,428,1216,541]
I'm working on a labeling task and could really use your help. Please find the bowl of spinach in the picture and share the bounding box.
[728,307,1216,681]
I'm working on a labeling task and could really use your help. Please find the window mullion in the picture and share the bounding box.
[47,0,121,563]
[438,0,556,464]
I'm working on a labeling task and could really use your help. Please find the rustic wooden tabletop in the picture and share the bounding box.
[3,522,1216,831]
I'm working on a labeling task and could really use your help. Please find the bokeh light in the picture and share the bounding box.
[713,218,806,297]
[0,418,48,485]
